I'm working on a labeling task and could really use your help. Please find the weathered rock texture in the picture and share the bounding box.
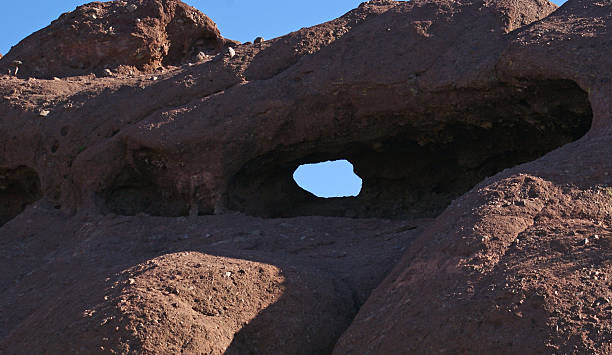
[0,0,610,353]
[0,0,229,78]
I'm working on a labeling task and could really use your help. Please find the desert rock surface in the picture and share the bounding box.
[0,0,610,353]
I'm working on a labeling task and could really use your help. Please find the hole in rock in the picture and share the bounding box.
[293,160,363,198]
[0,166,42,226]
[226,79,593,219]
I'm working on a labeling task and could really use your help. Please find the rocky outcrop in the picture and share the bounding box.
[333,0,612,353]
[0,0,229,78]
[0,0,610,353]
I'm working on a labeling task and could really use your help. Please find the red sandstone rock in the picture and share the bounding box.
[0,0,610,353]
[0,0,230,78]
[333,0,612,352]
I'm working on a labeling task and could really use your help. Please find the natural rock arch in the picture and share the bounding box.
[225,79,592,219]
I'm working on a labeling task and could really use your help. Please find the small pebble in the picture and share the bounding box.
[151,76,158,81]
[196,51,207,62]
[127,4,138,12]
[228,47,236,58]
[128,278,136,285]
[39,110,50,117]
[224,271,232,278]
[104,68,113,76]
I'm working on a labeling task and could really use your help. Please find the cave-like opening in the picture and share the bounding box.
[102,149,192,217]
[0,166,42,226]
[226,79,593,219]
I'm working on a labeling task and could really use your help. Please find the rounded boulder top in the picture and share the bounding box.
[0,0,231,78]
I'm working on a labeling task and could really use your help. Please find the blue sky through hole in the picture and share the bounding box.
[293,160,362,198]
[1,0,567,55]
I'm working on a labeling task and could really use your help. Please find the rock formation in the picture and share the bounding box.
[0,0,610,353]
[0,0,230,78]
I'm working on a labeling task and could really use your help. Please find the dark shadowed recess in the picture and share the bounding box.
[100,79,592,219]
[102,149,193,217]
[0,166,42,226]
[227,79,592,219]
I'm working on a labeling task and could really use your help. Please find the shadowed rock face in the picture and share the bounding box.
[0,166,41,226]
[227,79,593,219]
[0,0,611,353]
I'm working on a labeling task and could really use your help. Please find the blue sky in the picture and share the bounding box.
[0,0,367,54]
[0,0,566,55]
[294,160,362,198]
[0,0,566,198]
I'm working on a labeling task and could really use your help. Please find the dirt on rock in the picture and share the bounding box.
[0,0,610,354]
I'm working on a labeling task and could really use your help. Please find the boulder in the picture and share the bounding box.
[0,0,229,78]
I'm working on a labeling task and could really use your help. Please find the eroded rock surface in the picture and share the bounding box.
[0,0,610,353]
[0,0,229,78]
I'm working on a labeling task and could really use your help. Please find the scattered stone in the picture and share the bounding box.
[127,4,138,12]
[228,47,236,58]
[39,110,50,117]
[224,271,232,278]
[254,37,264,44]
[151,76,158,81]
[104,68,113,76]
[128,278,136,285]
[10,60,22,76]
[52,77,60,81]
[592,297,609,308]
[196,51,207,62]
